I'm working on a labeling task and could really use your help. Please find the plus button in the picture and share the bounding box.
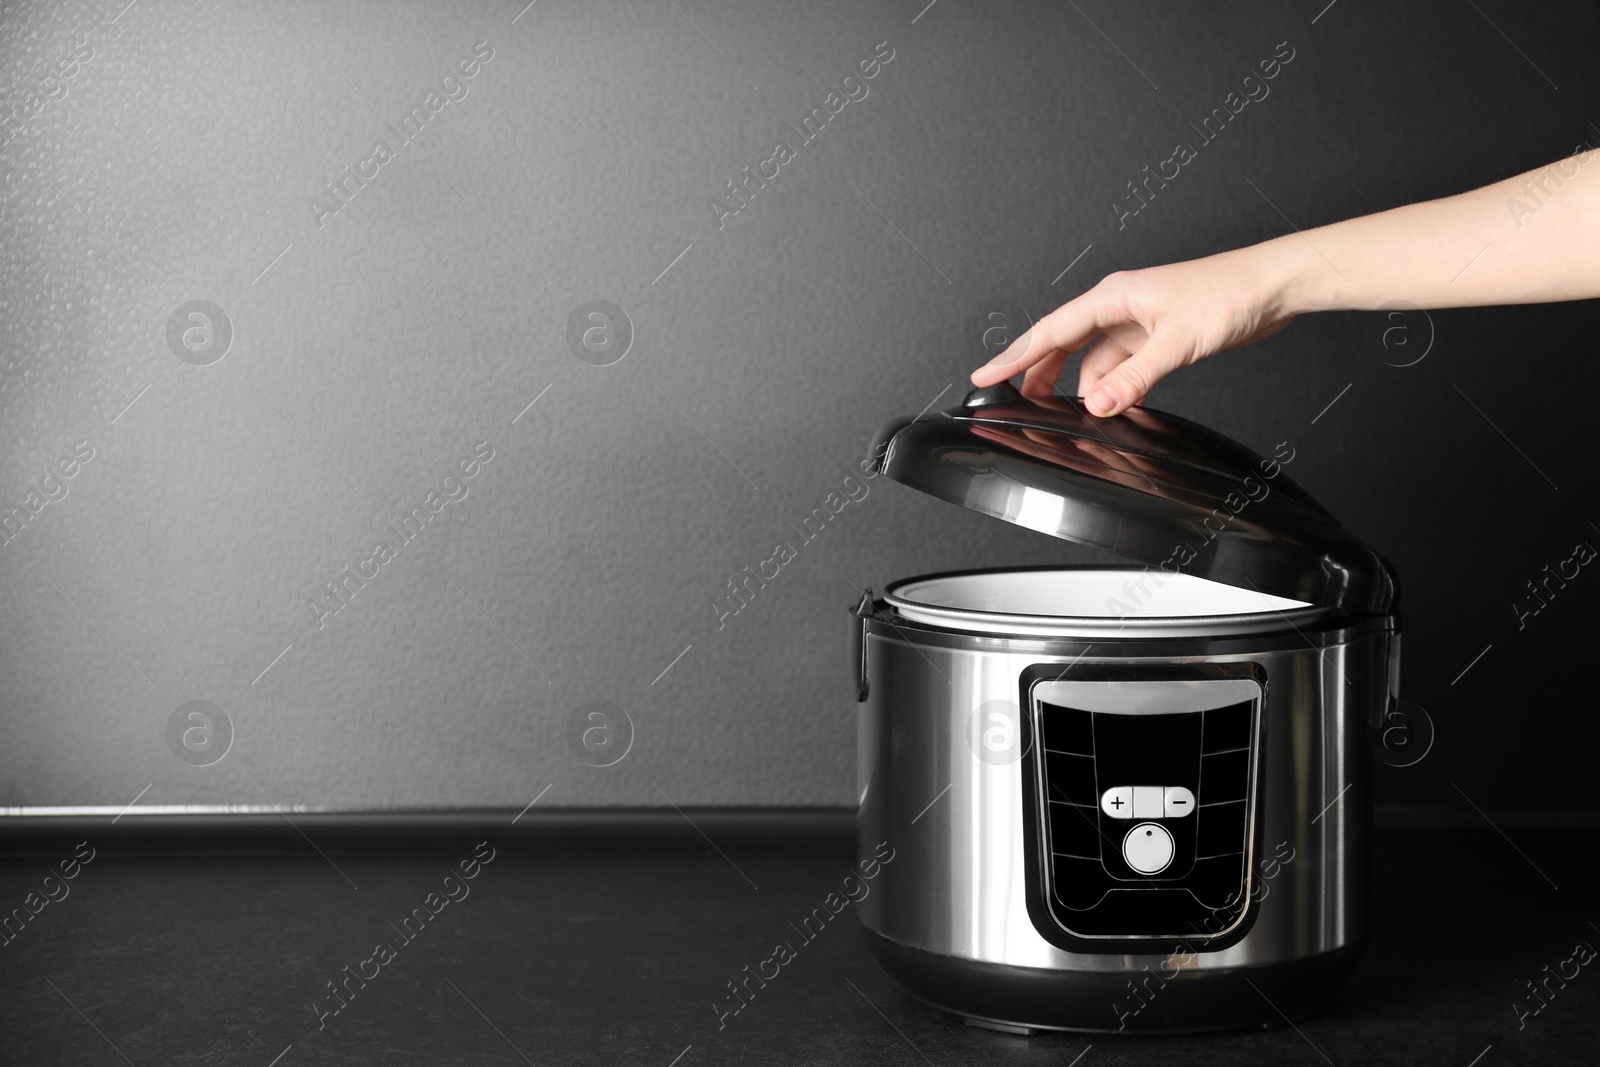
[1100,786,1135,820]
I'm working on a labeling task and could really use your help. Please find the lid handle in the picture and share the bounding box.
[961,381,1023,409]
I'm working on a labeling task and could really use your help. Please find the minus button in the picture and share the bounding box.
[1164,786,1196,818]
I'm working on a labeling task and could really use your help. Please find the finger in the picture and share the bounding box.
[1075,335,1134,398]
[969,281,1124,387]
[971,322,1059,387]
[1082,331,1193,417]
[1020,348,1070,398]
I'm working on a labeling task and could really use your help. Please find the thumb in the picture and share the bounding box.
[1082,331,1191,417]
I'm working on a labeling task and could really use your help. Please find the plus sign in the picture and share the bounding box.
[1111,796,1123,809]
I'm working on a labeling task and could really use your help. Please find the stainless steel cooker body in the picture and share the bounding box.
[852,574,1395,1034]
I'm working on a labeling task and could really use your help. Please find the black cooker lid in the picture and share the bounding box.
[871,382,1397,616]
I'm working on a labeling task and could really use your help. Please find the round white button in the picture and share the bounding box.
[1122,822,1174,875]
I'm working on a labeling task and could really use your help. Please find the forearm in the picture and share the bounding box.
[1258,149,1600,314]
[975,148,1600,414]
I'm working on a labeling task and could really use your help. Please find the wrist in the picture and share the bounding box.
[1246,233,1341,316]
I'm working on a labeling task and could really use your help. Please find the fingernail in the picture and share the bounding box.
[982,351,1013,368]
[1087,387,1117,416]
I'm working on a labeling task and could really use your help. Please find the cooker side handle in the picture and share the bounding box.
[851,588,874,702]
[1365,624,1416,766]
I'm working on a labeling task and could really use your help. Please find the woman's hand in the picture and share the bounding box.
[970,245,1298,416]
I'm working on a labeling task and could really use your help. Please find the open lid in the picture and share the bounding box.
[871,382,1397,616]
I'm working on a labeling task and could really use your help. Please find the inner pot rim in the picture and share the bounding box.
[881,566,1333,639]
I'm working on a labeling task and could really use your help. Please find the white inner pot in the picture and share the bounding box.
[883,567,1328,638]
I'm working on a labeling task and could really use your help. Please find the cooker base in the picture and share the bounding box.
[861,927,1367,1034]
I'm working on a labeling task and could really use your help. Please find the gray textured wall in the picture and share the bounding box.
[3,0,1596,814]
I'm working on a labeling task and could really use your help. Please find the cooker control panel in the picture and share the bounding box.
[1023,674,1262,946]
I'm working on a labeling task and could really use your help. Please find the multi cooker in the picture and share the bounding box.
[851,381,1399,1033]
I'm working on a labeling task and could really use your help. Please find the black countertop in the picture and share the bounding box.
[2,820,1595,1066]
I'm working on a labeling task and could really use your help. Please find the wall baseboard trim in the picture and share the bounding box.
[3,804,1595,856]
[0,807,858,855]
